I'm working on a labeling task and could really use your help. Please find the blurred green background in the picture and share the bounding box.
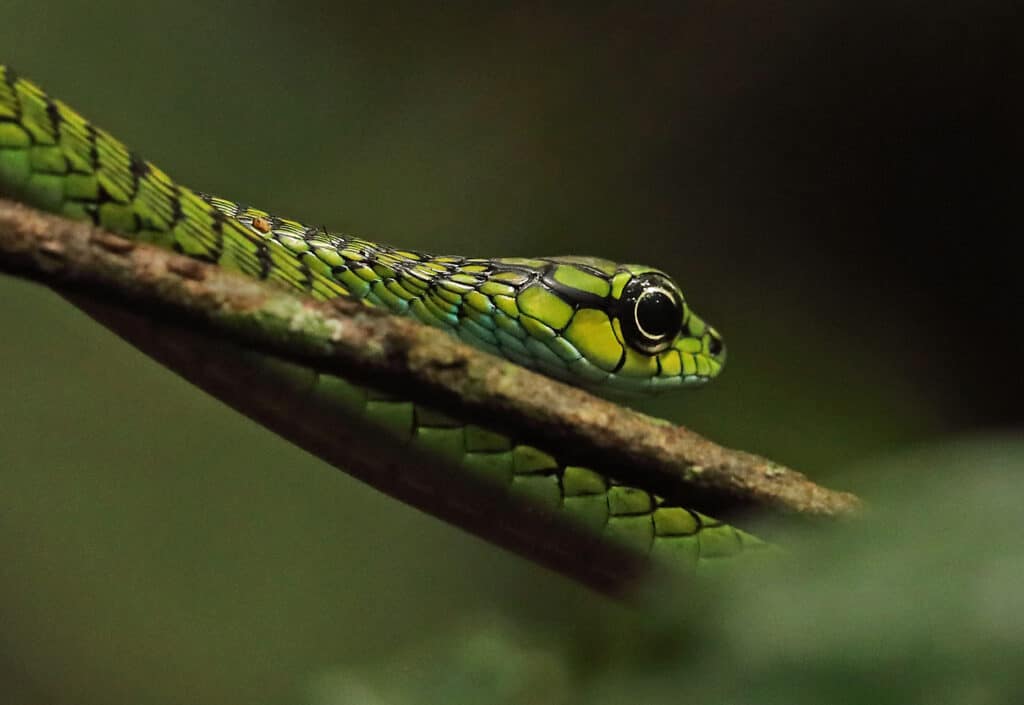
[1,2,1020,704]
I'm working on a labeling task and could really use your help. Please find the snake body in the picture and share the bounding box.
[0,65,766,580]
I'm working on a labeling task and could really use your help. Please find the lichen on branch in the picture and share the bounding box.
[0,197,861,541]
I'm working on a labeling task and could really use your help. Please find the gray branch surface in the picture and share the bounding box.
[0,198,861,530]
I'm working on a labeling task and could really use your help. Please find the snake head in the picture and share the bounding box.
[606,265,727,392]
[494,257,726,395]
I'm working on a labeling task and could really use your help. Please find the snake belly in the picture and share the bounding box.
[0,65,768,583]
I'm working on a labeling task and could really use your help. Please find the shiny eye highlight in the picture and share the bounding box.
[618,274,685,354]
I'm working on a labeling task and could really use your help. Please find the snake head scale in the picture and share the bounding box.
[473,256,727,395]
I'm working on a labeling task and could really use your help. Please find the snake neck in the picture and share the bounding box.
[197,192,587,371]
[200,191,534,321]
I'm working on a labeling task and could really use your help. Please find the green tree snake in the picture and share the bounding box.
[0,65,770,587]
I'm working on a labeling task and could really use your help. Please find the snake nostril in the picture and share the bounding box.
[707,334,723,356]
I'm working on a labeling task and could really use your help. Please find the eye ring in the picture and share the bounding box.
[617,274,685,355]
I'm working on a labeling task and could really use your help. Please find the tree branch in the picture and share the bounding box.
[0,198,861,531]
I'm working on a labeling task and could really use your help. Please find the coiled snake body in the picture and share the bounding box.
[0,66,768,586]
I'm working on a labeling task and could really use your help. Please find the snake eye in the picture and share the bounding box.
[619,274,684,354]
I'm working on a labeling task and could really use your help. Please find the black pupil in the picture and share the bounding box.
[636,291,678,339]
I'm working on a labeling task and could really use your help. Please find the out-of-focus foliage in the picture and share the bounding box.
[311,438,1024,705]
[0,2,1017,704]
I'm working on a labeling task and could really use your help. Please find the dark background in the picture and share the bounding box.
[1,2,1020,703]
